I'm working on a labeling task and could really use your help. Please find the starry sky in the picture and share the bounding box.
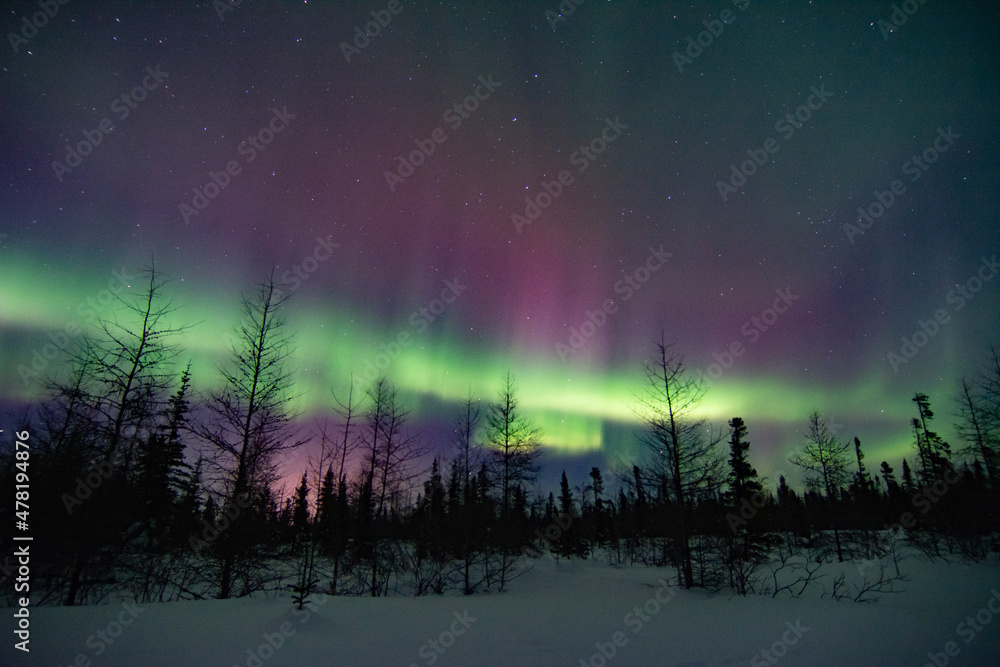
[1,0,998,491]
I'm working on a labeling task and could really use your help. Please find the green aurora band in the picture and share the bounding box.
[0,254,961,480]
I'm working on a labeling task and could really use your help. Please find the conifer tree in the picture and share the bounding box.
[292,473,310,548]
[588,467,606,551]
[589,467,604,513]
[912,393,952,484]
[721,418,768,593]
[955,377,998,486]
[290,472,318,610]
[901,458,916,494]
[554,471,584,558]
[725,417,762,505]
[452,390,483,594]
[880,461,899,496]
[417,458,447,565]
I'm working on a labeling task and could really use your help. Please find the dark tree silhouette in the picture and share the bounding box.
[633,335,723,588]
[46,265,186,605]
[880,461,900,496]
[955,377,997,486]
[198,273,306,599]
[553,471,585,558]
[483,372,541,591]
[789,411,851,562]
[725,417,762,505]
[356,377,424,596]
[901,458,916,494]
[912,393,952,484]
[451,389,483,594]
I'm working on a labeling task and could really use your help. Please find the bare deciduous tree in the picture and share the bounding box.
[452,388,483,594]
[68,264,185,465]
[484,372,540,591]
[632,334,723,589]
[356,377,425,596]
[955,377,997,485]
[44,264,186,605]
[789,411,851,561]
[198,273,307,599]
[312,375,363,594]
[956,343,1000,485]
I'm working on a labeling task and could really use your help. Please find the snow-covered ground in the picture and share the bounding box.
[5,554,1000,666]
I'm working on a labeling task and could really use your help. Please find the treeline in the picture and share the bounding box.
[1,269,998,605]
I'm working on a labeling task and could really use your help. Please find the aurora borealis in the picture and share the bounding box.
[1,0,998,489]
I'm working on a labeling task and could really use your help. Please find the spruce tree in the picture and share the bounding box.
[722,418,767,593]
[588,467,606,551]
[912,393,953,484]
[419,459,447,564]
[880,461,899,496]
[316,466,335,538]
[290,472,317,610]
[725,417,762,505]
[589,467,604,513]
[293,474,310,535]
[555,471,584,558]
[901,458,915,494]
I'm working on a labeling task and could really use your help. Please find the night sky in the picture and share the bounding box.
[2,0,998,490]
